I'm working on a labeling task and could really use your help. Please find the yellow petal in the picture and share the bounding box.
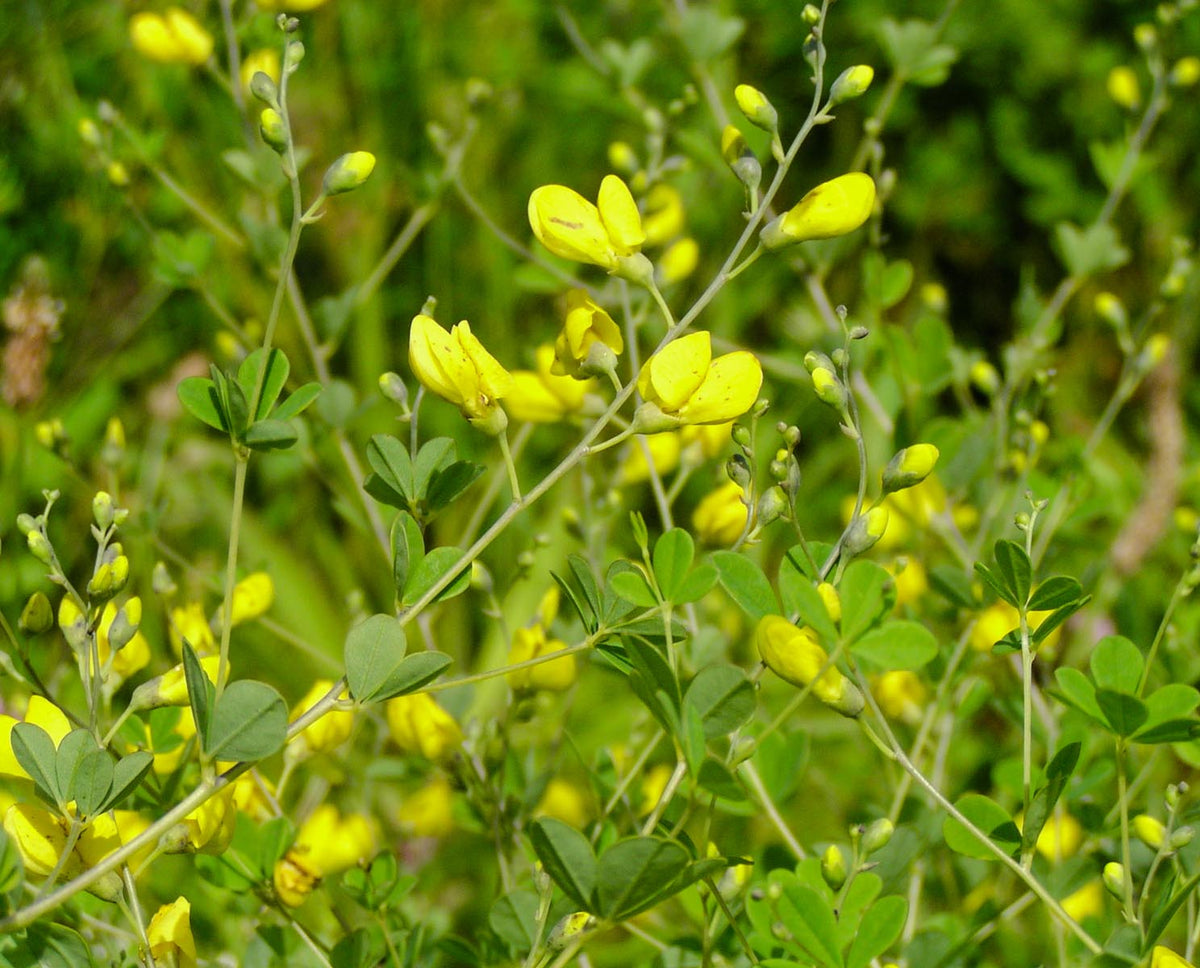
[453,321,512,418]
[779,173,876,243]
[677,350,762,425]
[408,314,470,408]
[129,14,184,63]
[147,897,197,968]
[597,175,645,256]
[163,8,213,65]
[528,186,616,269]
[637,332,712,413]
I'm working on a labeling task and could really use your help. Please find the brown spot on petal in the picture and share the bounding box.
[550,217,585,230]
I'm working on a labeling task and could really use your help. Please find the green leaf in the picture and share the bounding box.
[528,818,596,912]
[242,419,298,451]
[850,619,938,670]
[1097,689,1148,737]
[1140,684,1200,734]
[839,560,894,644]
[238,347,290,421]
[11,723,60,803]
[391,512,423,596]
[776,881,844,968]
[696,759,744,800]
[10,922,96,968]
[712,552,777,621]
[943,793,1020,860]
[1054,221,1130,277]
[182,641,214,741]
[878,18,957,85]
[0,825,24,909]
[425,461,485,512]
[1020,743,1080,855]
[402,546,470,607]
[224,376,250,438]
[653,529,694,602]
[673,562,718,604]
[595,836,690,920]
[54,730,96,803]
[992,540,1032,608]
[177,377,227,432]
[627,639,681,718]
[929,564,978,608]
[1134,719,1200,744]
[329,929,384,968]
[367,435,415,505]
[778,551,839,645]
[1146,869,1200,950]
[205,680,288,762]
[375,652,453,703]
[345,613,409,704]
[1091,636,1144,694]
[101,751,154,813]
[879,259,914,310]
[973,562,1016,609]
[489,889,540,954]
[1053,667,1105,723]
[680,703,707,778]
[1032,596,1091,646]
[1028,576,1084,611]
[684,664,755,739]
[272,383,322,421]
[610,569,659,608]
[570,556,604,625]
[413,438,457,496]
[676,6,744,61]
[846,895,907,968]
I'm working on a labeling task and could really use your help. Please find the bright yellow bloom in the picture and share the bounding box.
[553,290,623,378]
[1107,66,1141,110]
[1034,812,1084,860]
[0,696,72,780]
[755,615,863,717]
[636,332,762,428]
[507,624,577,692]
[691,481,748,547]
[642,184,686,246]
[385,693,462,761]
[129,8,213,66]
[274,804,377,906]
[528,175,646,273]
[620,433,682,485]
[397,776,456,837]
[889,557,928,609]
[873,670,926,723]
[169,601,215,656]
[408,314,512,433]
[536,778,592,828]
[240,48,281,94]
[506,346,594,423]
[291,679,354,754]
[969,602,1061,654]
[658,237,700,285]
[147,898,197,968]
[229,571,274,626]
[177,786,237,854]
[1152,946,1197,968]
[3,804,149,883]
[132,654,221,712]
[1061,879,1105,922]
[762,173,875,249]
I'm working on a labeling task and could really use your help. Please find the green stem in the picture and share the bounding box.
[1117,739,1138,926]
[497,428,522,502]
[739,760,807,859]
[214,456,248,697]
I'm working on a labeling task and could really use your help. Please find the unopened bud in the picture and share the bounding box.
[152,560,177,597]
[87,555,130,601]
[829,65,874,105]
[1133,815,1166,850]
[378,371,409,405]
[1102,861,1126,898]
[970,360,1001,396]
[843,507,888,557]
[756,486,789,527]
[821,844,847,889]
[92,491,115,531]
[862,817,894,853]
[1171,56,1200,87]
[1094,291,1127,330]
[802,4,821,24]
[734,84,778,132]
[107,596,142,652]
[19,592,54,635]
[249,71,278,106]
[817,582,841,624]
[26,531,53,566]
[259,108,288,153]
[323,151,376,196]
[1169,826,1194,850]
[882,443,939,493]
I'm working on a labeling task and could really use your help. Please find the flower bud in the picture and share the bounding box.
[721,125,761,193]
[378,371,409,406]
[152,560,178,597]
[1171,56,1200,87]
[323,151,377,195]
[106,596,142,653]
[821,844,847,889]
[1169,826,1194,850]
[1107,66,1141,110]
[755,615,864,717]
[259,108,288,153]
[546,913,593,954]
[734,84,778,132]
[862,818,894,854]
[16,514,37,536]
[93,490,116,531]
[811,367,846,409]
[761,173,875,250]
[19,592,54,635]
[970,360,1001,395]
[1094,291,1127,330]
[829,65,874,105]
[816,582,841,625]
[607,141,638,174]
[58,597,89,652]
[882,443,939,493]
[250,70,279,106]
[756,485,789,529]
[843,507,888,557]
[1133,814,1166,850]
[88,555,130,601]
[802,4,821,24]
[101,417,126,466]
[26,530,53,566]
[1102,861,1126,898]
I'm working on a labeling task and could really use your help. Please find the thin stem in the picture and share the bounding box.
[640,758,687,835]
[739,760,806,859]
[497,428,523,502]
[1117,739,1138,926]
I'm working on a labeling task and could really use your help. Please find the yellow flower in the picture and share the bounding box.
[0,696,72,780]
[507,624,577,692]
[397,776,456,837]
[658,237,700,285]
[231,771,276,822]
[817,582,841,625]
[1107,66,1141,110]
[229,571,274,626]
[528,175,647,274]
[536,778,592,828]
[734,84,778,131]
[256,0,329,9]
[641,763,674,815]
[1133,814,1166,850]
[240,48,281,94]
[506,346,594,423]
[553,290,623,378]
[3,803,68,877]
[291,679,354,755]
[385,693,462,761]
[169,602,215,656]
[132,655,221,713]
[642,184,686,246]
[873,670,926,723]
[1152,947,1197,968]
[691,481,748,547]
[969,602,1061,654]
[755,615,864,717]
[620,433,682,485]
[177,786,237,854]
[681,422,733,462]
[408,314,512,433]
[1061,879,1105,922]
[129,8,213,66]
[1030,811,1084,861]
[635,332,762,429]
[889,557,928,609]
[71,599,150,688]
[762,173,875,249]
[274,804,377,906]
[829,65,875,104]
[147,898,197,968]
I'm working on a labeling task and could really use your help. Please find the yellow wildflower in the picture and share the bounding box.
[397,776,456,837]
[240,48,281,94]
[274,804,377,906]
[290,679,354,755]
[553,290,623,378]
[755,615,863,717]
[507,624,577,692]
[385,693,462,761]
[621,433,682,485]
[408,314,512,434]
[0,696,72,780]
[169,602,215,656]
[691,481,748,547]
[536,778,591,829]
[506,346,594,423]
[873,670,926,723]
[129,8,213,65]
[762,173,875,249]
[528,175,647,275]
[229,571,274,626]
[146,897,197,968]
[635,331,762,429]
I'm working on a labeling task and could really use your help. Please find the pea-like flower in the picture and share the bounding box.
[755,615,863,717]
[761,173,876,250]
[147,898,197,968]
[290,679,354,755]
[397,776,456,837]
[274,804,377,906]
[385,693,462,761]
[691,481,749,547]
[228,571,274,627]
[553,290,623,379]
[506,346,594,423]
[882,443,940,493]
[129,8,213,66]
[528,175,650,280]
[507,623,577,692]
[408,313,512,435]
[634,332,762,430]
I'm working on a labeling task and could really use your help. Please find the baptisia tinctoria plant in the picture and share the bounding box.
[633,331,763,431]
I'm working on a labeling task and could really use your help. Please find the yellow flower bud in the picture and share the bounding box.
[169,601,215,656]
[536,778,591,829]
[1094,291,1127,329]
[1171,57,1200,87]
[408,314,512,433]
[607,141,638,173]
[106,160,130,187]
[259,108,288,153]
[816,582,841,625]
[810,366,845,409]
[229,571,274,626]
[322,151,376,195]
[1061,879,1105,922]
[1035,812,1084,860]
[829,65,874,105]
[18,592,54,636]
[635,332,763,428]
[691,481,749,547]
[658,237,700,285]
[882,443,940,493]
[821,844,847,889]
[385,693,462,761]
[78,118,101,147]
[734,84,778,131]
[755,615,863,717]
[147,898,197,968]
[132,654,221,710]
[291,679,354,754]
[1152,947,1197,968]
[1133,814,1166,850]
[762,173,875,249]
[240,48,281,94]
[129,9,213,66]
[553,290,623,378]
[1144,333,1171,367]
[873,670,926,723]
[507,624,577,692]
[843,506,889,557]
[1103,861,1126,898]
[256,0,329,9]
[1107,66,1141,110]
[970,360,1001,395]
